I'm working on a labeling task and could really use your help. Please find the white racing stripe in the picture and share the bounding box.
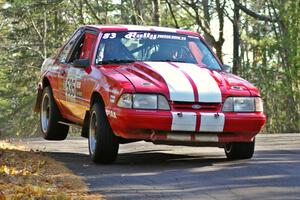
[124,25,151,31]
[195,134,219,142]
[124,25,177,32]
[167,133,191,141]
[199,113,225,132]
[166,133,219,142]
[150,26,177,32]
[171,112,196,131]
[171,112,225,132]
[145,62,224,133]
[145,62,194,102]
[173,63,222,103]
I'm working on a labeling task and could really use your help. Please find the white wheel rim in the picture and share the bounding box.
[41,94,50,133]
[89,111,97,155]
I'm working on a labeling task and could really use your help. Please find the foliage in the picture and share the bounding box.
[0,0,299,136]
[238,0,299,132]
[0,141,102,199]
[0,0,75,136]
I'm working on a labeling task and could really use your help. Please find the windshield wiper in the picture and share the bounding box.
[149,59,172,62]
[150,59,190,63]
[97,59,136,65]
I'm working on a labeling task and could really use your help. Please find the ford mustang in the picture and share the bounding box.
[34,25,266,163]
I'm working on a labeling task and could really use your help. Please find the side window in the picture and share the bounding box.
[80,33,97,59]
[68,32,97,63]
[57,30,82,63]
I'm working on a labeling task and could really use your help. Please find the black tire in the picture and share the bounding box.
[88,102,119,164]
[224,139,255,160]
[40,86,69,140]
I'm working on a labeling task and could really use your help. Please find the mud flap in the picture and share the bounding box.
[81,111,90,138]
[34,88,43,113]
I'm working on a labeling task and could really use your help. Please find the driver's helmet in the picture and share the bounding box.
[151,42,180,61]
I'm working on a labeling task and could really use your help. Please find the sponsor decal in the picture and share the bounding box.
[64,78,76,99]
[102,33,116,39]
[105,109,117,118]
[109,95,116,103]
[120,32,186,41]
[76,81,81,89]
[64,68,84,101]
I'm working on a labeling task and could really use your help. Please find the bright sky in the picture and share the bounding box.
[211,18,234,65]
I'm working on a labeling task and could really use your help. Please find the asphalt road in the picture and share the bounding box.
[20,134,300,200]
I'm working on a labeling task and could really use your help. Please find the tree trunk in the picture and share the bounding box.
[215,0,225,63]
[166,0,179,28]
[214,41,223,63]
[232,0,240,74]
[131,0,143,24]
[152,0,160,26]
[121,0,130,23]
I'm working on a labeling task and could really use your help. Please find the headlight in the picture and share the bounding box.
[222,97,263,112]
[117,93,170,110]
[117,93,132,108]
[133,94,157,109]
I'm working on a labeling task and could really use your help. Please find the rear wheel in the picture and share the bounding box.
[224,139,255,160]
[88,102,119,164]
[40,86,69,140]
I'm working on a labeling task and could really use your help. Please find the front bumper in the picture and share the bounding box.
[107,108,266,144]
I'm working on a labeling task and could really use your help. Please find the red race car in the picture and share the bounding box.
[35,25,266,163]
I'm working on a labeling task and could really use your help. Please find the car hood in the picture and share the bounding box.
[114,62,259,102]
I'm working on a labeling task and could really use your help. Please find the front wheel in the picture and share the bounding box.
[88,103,119,164]
[224,139,255,160]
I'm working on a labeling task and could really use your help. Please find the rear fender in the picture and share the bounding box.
[34,74,51,113]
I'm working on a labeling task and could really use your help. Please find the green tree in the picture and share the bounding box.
[0,0,299,136]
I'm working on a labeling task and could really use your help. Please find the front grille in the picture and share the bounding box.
[171,101,221,111]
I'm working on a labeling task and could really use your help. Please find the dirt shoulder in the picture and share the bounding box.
[0,140,102,200]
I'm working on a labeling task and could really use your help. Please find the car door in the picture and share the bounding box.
[60,29,98,123]
[54,29,83,120]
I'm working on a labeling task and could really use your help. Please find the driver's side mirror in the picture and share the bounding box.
[73,59,90,68]
[223,64,231,73]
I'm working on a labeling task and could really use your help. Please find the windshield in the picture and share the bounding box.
[96,31,221,70]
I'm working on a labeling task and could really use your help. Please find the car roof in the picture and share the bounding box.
[84,24,199,36]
